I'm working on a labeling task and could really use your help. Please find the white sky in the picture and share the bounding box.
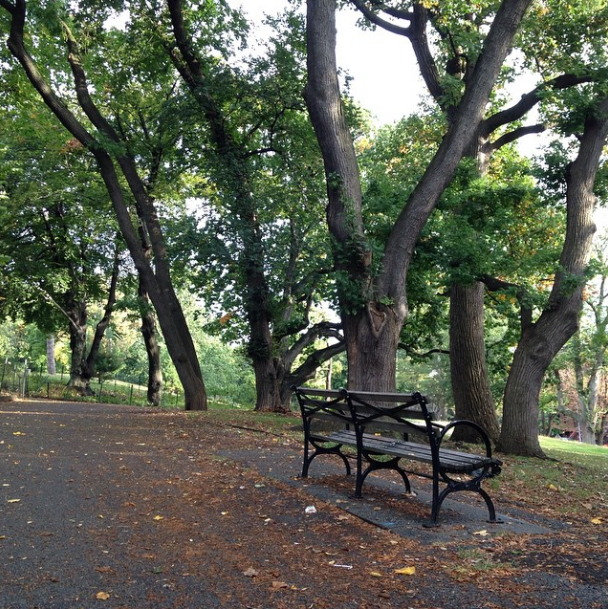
[232,0,424,125]
[232,1,608,230]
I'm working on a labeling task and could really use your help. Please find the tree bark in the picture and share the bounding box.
[449,283,500,443]
[498,96,608,456]
[139,281,163,407]
[67,298,93,395]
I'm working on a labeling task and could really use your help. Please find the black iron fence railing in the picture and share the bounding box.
[0,358,184,408]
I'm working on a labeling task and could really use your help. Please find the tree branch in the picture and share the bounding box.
[285,340,346,388]
[479,274,533,331]
[348,0,411,36]
[483,73,600,137]
[485,123,546,152]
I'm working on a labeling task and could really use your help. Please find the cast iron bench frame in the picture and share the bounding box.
[292,386,503,527]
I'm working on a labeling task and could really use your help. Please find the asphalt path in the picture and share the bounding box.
[2,398,607,609]
[0,399,222,609]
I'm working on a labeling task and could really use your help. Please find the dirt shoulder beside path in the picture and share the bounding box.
[1,400,606,609]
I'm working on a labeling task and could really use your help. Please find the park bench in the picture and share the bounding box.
[292,386,503,527]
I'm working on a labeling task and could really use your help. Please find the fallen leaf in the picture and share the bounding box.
[95,566,113,573]
[12,432,25,436]
[370,571,383,577]
[95,591,110,600]
[271,581,289,589]
[395,566,416,576]
[153,515,164,521]
[591,518,603,525]
[243,567,259,578]
[7,499,21,504]
[547,483,559,492]
[473,529,489,537]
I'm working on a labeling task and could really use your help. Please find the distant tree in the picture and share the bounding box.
[0,112,124,394]
[0,0,208,409]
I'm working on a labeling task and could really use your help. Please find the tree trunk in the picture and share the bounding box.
[449,282,500,443]
[46,335,56,375]
[343,306,401,391]
[139,281,162,407]
[67,300,93,395]
[253,358,285,413]
[499,96,608,455]
[86,241,120,379]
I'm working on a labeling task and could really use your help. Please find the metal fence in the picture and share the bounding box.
[0,358,184,408]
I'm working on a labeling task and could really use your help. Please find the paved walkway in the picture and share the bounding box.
[1,399,605,609]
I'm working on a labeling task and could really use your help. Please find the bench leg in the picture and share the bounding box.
[301,443,352,479]
[424,480,503,527]
[478,487,502,523]
[354,456,412,499]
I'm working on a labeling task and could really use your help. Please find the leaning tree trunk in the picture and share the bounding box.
[449,282,500,443]
[499,95,608,456]
[3,8,207,411]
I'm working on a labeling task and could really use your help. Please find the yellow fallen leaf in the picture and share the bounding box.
[7,499,21,504]
[370,571,383,577]
[95,591,110,600]
[591,518,603,525]
[547,483,559,491]
[153,515,164,521]
[395,566,416,576]
[12,432,25,436]
[271,581,289,589]
[473,529,489,536]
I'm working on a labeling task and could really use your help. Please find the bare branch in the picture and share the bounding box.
[348,0,411,36]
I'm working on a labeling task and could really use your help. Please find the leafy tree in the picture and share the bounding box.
[305,0,608,455]
[156,0,343,411]
[0,0,208,409]
[0,106,124,394]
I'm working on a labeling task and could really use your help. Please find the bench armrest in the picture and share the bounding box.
[437,419,494,459]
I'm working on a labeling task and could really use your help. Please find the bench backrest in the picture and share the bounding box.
[292,386,437,441]
[345,390,435,440]
[291,386,352,428]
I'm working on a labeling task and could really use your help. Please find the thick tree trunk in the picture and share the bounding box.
[67,300,93,395]
[499,96,608,455]
[498,310,584,456]
[343,306,401,391]
[253,358,285,412]
[449,283,500,443]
